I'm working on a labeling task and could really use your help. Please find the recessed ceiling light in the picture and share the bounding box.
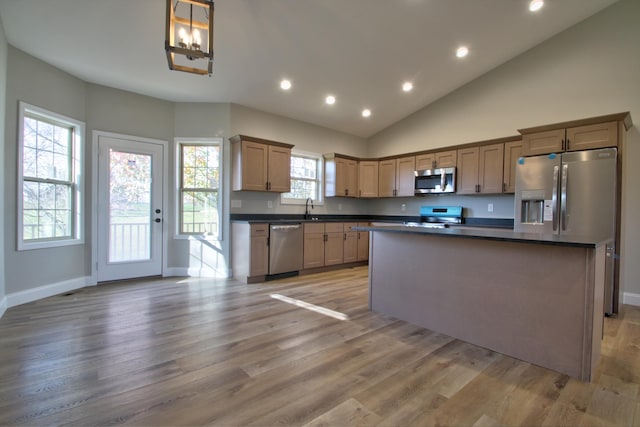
[280,79,292,90]
[402,82,413,92]
[529,0,544,12]
[325,95,336,105]
[456,46,469,58]
[362,109,371,118]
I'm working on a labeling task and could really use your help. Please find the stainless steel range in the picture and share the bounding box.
[404,206,463,228]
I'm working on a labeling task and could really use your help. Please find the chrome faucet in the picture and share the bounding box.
[304,198,314,219]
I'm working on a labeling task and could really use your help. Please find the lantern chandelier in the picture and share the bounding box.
[165,0,214,76]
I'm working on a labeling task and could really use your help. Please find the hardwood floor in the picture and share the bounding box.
[0,266,638,426]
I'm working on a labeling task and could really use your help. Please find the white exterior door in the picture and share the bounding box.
[97,134,164,282]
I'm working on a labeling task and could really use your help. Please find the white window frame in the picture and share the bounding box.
[17,101,84,251]
[174,138,223,240]
[281,150,324,205]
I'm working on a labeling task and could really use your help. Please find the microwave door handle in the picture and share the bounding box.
[561,164,568,231]
[552,165,559,231]
[441,170,446,191]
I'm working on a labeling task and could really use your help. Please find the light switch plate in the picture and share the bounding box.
[488,203,494,212]
[267,200,273,209]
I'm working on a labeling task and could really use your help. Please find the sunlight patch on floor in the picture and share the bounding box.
[270,293,350,321]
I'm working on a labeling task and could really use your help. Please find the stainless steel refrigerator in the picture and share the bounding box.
[514,147,618,314]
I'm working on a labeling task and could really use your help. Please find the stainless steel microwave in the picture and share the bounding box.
[414,167,456,195]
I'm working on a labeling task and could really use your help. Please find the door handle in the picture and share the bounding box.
[561,164,568,231]
[552,165,559,231]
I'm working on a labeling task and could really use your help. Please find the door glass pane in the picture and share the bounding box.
[109,150,152,262]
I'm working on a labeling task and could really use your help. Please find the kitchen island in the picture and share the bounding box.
[356,225,608,381]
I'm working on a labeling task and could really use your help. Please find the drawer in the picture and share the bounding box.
[325,223,344,233]
[251,223,269,236]
[344,222,359,232]
[304,222,325,234]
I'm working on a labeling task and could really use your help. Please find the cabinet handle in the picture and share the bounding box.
[345,189,348,196]
[503,182,506,193]
[566,138,570,150]
[344,233,347,241]
[323,233,327,242]
[432,160,436,169]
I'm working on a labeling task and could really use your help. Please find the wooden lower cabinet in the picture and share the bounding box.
[232,222,269,283]
[303,222,368,270]
[356,222,369,261]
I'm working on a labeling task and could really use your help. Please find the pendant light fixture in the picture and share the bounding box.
[165,0,214,76]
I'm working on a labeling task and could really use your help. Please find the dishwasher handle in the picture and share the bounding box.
[270,224,302,231]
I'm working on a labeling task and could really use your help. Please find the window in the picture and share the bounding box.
[18,102,84,250]
[177,139,221,239]
[281,151,324,204]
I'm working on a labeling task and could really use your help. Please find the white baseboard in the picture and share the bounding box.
[0,296,7,319]
[623,292,640,307]
[6,276,94,309]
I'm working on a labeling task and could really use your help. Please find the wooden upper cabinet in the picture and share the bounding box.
[358,161,379,198]
[457,143,504,194]
[456,148,479,194]
[521,129,564,156]
[230,135,293,192]
[478,143,505,194]
[415,150,457,170]
[378,156,415,197]
[396,156,416,197]
[520,116,623,156]
[378,159,396,197]
[325,155,358,197]
[267,145,292,193]
[503,140,523,194]
[566,121,618,152]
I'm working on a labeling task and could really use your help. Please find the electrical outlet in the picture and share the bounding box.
[488,203,494,212]
[401,203,407,211]
[338,203,343,211]
[267,200,273,209]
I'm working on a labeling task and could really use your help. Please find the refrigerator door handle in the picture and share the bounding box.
[561,163,568,231]
[552,165,559,231]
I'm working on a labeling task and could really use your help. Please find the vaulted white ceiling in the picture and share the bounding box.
[0,0,619,138]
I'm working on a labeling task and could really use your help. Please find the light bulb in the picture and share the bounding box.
[402,82,413,92]
[456,46,469,58]
[192,29,201,48]
[178,27,187,44]
[362,109,371,118]
[325,95,336,105]
[529,0,544,12]
[280,79,292,90]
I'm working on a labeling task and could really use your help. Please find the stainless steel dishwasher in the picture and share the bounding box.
[269,223,303,275]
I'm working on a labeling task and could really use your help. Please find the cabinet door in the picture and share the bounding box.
[395,156,416,197]
[566,121,618,151]
[240,141,269,191]
[521,129,564,156]
[346,159,358,197]
[325,232,344,266]
[456,147,479,194]
[378,159,396,197]
[503,140,523,193]
[435,150,457,168]
[303,233,325,269]
[356,223,369,261]
[415,154,435,170]
[358,161,379,198]
[343,231,358,263]
[478,143,504,194]
[267,145,291,192]
[249,224,269,276]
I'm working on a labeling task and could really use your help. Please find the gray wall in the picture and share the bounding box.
[4,47,87,293]
[0,15,7,305]
[367,0,640,296]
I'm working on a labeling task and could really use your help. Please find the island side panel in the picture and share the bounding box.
[368,231,595,380]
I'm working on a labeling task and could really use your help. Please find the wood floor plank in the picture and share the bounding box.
[0,266,639,426]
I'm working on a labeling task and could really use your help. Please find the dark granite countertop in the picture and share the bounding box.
[230,214,514,229]
[355,224,611,248]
